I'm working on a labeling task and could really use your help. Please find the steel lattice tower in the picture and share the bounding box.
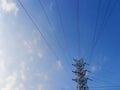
[72,58,90,90]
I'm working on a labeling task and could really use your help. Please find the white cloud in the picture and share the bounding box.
[0,0,19,16]
[43,74,48,81]
[1,72,17,90]
[20,61,27,81]
[0,51,6,72]
[56,60,63,71]
[23,40,44,58]
[23,40,33,54]
[0,60,5,71]
[38,84,43,90]
[35,72,49,81]
[90,65,97,72]
[0,72,26,90]
[35,73,49,81]
[15,83,26,90]
[37,52,43,58]
[20,70,26,81]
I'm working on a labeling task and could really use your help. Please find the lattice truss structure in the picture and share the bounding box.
[72,59,91,90]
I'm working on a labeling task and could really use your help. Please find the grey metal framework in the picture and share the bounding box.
[72,58,90,90]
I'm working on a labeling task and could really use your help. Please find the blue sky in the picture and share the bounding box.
[0,0,120,90]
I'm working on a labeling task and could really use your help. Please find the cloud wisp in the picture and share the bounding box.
[56,60,63,71]
[0,0,19,16]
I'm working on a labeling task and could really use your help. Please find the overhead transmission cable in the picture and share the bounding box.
[95,0,111,42]
[92,0,102,45]
[17,0,60,61]
[77,0,81,58]
[91,76,120,86]
[37,0,71,65]
[18,0,72,73]
[88,0,102,63]
[55,0,72,59]
[89,0,118,64]
[93,0,119,47]
[90,85,120,89]
[89,0,111,64]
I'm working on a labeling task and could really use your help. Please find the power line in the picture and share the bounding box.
[92,0,102,45]
[90,85,120,89]
[88,0,102,63]
[55,0,72,59]
[77,0,81,58]
[89,0,118,64]
[37,0,53,27]
[37,0,71,65]
[89,0,111,64]
[91,70,116,80]
[17,0,60,60]
[97,0,111,39]
[94,0,119,46]
[17,0,72,74]
[55,0,66,44]
[91,76,120,86]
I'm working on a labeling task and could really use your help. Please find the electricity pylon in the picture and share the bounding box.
[72,58,91,90]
